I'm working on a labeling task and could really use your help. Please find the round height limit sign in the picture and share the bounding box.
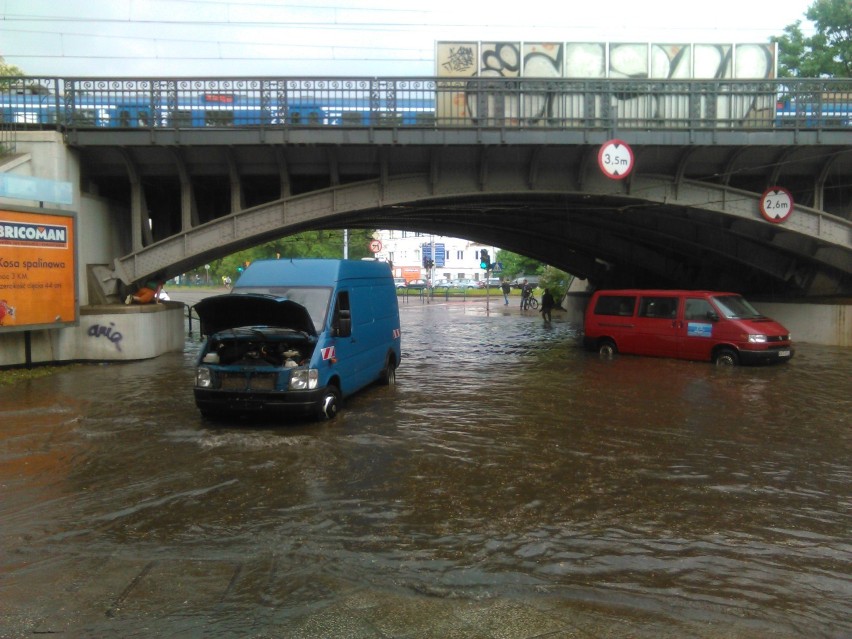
[598,139,634,180]
[759,187,794,224]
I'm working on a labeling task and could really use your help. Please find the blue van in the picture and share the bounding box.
[193,259,401,421]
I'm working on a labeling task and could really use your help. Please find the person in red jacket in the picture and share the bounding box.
[125,276,164,305]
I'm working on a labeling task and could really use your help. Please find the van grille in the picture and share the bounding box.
[767,335,790,343]
[219,373,277,391]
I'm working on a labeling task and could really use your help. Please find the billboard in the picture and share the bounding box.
[435,42,778,127]
[437,42,777,79]
[0,207,78,332]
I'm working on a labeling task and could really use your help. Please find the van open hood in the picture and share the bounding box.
[195,293,317,336]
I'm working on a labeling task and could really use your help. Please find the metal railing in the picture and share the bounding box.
[2,76,851,133]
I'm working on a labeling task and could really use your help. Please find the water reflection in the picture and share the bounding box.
[1,300,849,636]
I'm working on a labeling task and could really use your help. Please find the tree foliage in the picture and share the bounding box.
[195,229,378,284]
[538,266,575,303]
[773,0,852,77]
[494,250,543,280]
[0,57,24,77]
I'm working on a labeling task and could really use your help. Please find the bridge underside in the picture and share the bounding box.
[74,139,852,299]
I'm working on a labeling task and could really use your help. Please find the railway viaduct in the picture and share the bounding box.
[1,76,851,363]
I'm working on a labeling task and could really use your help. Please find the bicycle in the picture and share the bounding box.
[522,294,539,310]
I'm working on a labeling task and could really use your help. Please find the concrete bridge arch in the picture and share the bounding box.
[108,162,852,299]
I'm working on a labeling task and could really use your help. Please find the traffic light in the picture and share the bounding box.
[479,249,490,270]
[422,256,429,269]
[427,259,434,269]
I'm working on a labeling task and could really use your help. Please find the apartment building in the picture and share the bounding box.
[373,230,497,284]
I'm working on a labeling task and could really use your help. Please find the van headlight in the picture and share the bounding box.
[748,334,767,343]
[289,368,319,390]
[196,366,213,388]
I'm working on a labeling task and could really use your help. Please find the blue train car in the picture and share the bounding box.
[0,83,59,125]
[9,82,847,131]
[775,97,852,128]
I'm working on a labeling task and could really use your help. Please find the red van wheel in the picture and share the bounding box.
[714,348,740,367]
[598,339,617,359]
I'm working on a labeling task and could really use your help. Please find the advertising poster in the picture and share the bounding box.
[0,207,78,332]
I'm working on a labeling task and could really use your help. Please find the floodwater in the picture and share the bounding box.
[1,295,850,638]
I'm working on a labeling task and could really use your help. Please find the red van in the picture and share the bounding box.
[583,290,793,366]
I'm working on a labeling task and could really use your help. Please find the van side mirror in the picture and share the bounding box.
[334,310,352,337]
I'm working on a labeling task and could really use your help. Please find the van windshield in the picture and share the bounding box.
[712,294,764,320]
[233,286,332,329]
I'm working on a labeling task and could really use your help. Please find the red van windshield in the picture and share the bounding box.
[712,295,764,320]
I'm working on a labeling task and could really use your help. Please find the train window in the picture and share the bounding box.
[119,110,131,127]
[376,113,403,127]
[307,111,321,125]
[73,109,96,125]
[174,110,192,127]
[290,112,302,126]
[11,112,39,124]
[205,111,234,127]
[137,111,150,127]
[342,112,363,126]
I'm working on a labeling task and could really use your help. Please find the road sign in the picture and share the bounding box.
[759,187,794,224]
[369,239,383,253]
[421,243,446,267]
[598,139,634,180]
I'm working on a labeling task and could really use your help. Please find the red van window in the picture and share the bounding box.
[638,296,678,319]
[684,298,714,321]
[594,295,636,316]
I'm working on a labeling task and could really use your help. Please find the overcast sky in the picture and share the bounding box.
[1,0,815,77]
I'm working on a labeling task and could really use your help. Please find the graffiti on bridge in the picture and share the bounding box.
[437,41,777,127]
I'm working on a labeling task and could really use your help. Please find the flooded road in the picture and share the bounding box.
[1,294,850,638]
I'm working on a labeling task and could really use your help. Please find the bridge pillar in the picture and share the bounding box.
[118,149,151,251]
[1,132,185,366]
[0,303,185,366]
[170,148,199,232]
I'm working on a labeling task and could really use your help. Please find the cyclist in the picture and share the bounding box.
[520,279,533,310]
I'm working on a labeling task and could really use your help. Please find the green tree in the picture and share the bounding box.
[494,249,543,281]
[0,57,25,76]
[773,0,852,77]
[204,228,378,284]
[538,266,575,303]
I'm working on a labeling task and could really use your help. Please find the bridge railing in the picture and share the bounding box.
[2,76,851,133]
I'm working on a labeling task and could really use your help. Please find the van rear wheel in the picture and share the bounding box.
[379,355,396,386]
[598,339,617,359]
[316,385,341,420]
[714,348,740,367]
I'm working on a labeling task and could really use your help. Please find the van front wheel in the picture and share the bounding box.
[598,339,617,359]
[316,385,341,420]
[714,348,740,367]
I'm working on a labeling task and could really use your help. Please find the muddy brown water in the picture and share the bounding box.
[1,293,850,637]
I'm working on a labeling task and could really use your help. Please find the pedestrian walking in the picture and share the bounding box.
[540,288,555,324]
[501,279,511,305]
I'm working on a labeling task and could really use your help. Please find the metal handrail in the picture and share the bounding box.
[2,76,851,133]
